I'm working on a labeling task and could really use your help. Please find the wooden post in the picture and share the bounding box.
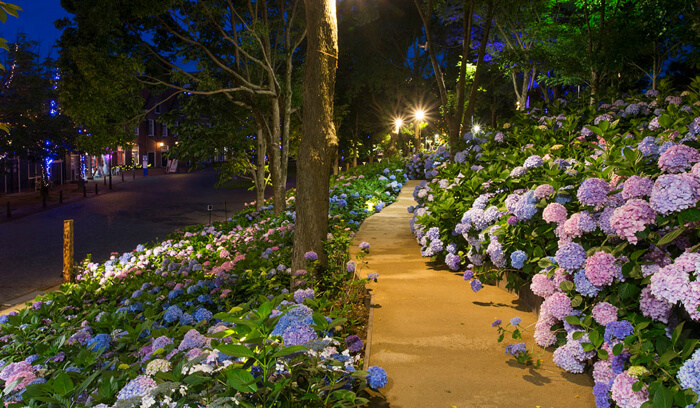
[63,219,74,283]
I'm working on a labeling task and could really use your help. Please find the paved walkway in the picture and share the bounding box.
[352,180,594,408]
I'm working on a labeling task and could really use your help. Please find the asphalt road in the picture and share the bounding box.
[0,168,281,304]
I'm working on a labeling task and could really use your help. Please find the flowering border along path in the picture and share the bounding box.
[351,180,595,407]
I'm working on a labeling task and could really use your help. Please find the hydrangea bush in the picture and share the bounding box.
[0,162,408,407]
[408,83,700,407]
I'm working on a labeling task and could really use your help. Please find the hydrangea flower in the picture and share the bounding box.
[304,251,318,261]
[178,329,207,351]
[677,349,700,396]
[610,371,649,408]
[523,155,544,169]
[593,382,612,408]
[163,305,183,323]
[592,302,618,326]
[359,242,370,251]
[658,144,700,173]
[470,279,483,292]
[585,251,620,287]
[145,359,172,375]
[505,250,527,271]
[552,340,587,373]
[555,242,587,271]
[650,264,690,304]
[445,252,461,271]
[577,178,611,208]
[531,274,557,298]
[543,203,567,224]
[534,184,554,199]
[282,322,317,346]
[345,335,363,353]
[509,166,527,178]
[193,307,213,322]
[604,320,634,345]
[86,333,111,353]
[504,342,527,356]
[366,366,388,389]
[513,190,538,221]
[649,173,699,215]
[293,288,315,303]
[621,176,654,200]
[609,199,655,244]
[116,375,157,400]
[682,281,700,321]
[541,292,572,320]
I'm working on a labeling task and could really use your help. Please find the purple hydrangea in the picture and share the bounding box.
[577,178,611,208]
[445,252,461,271]
[304,251,318,261]
[682,281,700,321]
[116,375,157,400]
[649,173,699,215]
[345,335,363,353]
[621,176,654,200]
[510,250,527,270]
[282,322,317,346]
[593,382,612,408]
[359,242,370,251]
[178,329,207,351]
[346,261,356,273]
[514,190,538,221]
[552,340,587,373]
[534,184,554,199]
[555,242,587,271]
[639,286,672,323]
[504,342,527,356]
[470,279,483,292]
[293,288,315,303]
[677,349,700,396]
[650,264,690,304]
[658,144,700,173]
[593,359,616,385]
[523,155,544,169]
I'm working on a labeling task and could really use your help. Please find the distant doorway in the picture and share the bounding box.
[148,152,155,168]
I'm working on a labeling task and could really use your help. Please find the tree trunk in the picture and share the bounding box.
[590,69,600,105]
[255,128,266,210]
[292,0,338,274]
[463,0,493,127]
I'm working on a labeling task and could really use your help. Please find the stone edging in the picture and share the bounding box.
[495,273,543,315]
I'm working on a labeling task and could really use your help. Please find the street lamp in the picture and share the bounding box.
[414,109,425,151]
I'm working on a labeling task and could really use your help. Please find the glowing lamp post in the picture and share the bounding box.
[414,109,425,151]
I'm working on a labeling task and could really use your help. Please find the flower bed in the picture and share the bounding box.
[408,83,700,407]
[0,161,407,407]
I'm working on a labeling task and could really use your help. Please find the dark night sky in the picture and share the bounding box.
[0,1,71,58]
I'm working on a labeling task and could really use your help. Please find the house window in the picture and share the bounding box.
[155,104,161,114]
[148,119,155,136]
[135,125,139,136]
[162,123,168,137]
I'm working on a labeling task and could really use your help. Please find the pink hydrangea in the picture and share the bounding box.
[611,371,649,408]
[541,292,573,320]
[682,281,700,321]
[621,176,654,200]
[585,252,620,287]
[609,199,656,244]
[534,314,558,347]
[553,268,572,288]
[674,251,700,276]
[593,359,616,384]
[534,184,554,199]
[650,264,690,304]
[531,273,557,298]
[649,173,700,215]
[543,202,568,224]
[592,302,618,325]
[577,178,611,208]
[658,144,700,173]
[639,286,672,323]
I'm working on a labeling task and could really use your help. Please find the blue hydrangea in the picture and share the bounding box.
[523,155,544,169]
[272,305,314,337]
[163,305,183,323]
[179,313,194,326]
[193,308,213,323]
[593,382,612,408]
[574,270,601,297]
[197,294,213,304]
[677,349,700,395]
[510,250,527,269]
[604,320,634,345]
[366,366,388,389]
[514,190,538,221]
[282,322,317,346]
[504,342,527,356]
[611,352,630,374]
[167,288,184,300]
[555,243,587,271]
[446,243,457,254]
[445,253,461,271]
[86,333,111,353]
[0,315,9,325]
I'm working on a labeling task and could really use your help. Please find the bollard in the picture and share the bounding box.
[122,172,124,182]
[83,185,86,197]
[59,190,63,203]
[63,219,74,283]
[6,201,10,218]
[95,184,98,195]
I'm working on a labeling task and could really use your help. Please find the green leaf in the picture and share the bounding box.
[271,345,307,359]
[657,350,680,365]
[226,369,258,393]
[619,283,639,300]
[632,381,645,392]
[571,295,583,308]
[53,372,74,396]
[560,280,574,292]
[622,146,637,162]
[657,114,673,129]
[613,343,624,356]
[565,316,581,326]
[679,208,700,224]
[572,331,584,340]
[216,344,255,359]
[657,226,686,246]
[581,342,595,352]
[597,348,609,359]
[652,384,673,408]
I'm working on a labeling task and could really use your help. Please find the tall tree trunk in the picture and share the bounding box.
[292,0,338,274]
[590,69,600,105]
[254,128,266,210]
